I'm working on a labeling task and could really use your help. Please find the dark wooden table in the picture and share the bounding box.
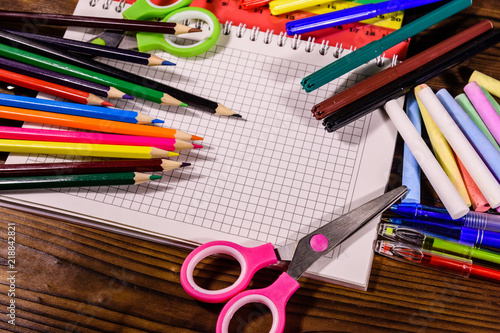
[1,0,500,332]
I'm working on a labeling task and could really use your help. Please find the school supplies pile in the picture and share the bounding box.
[0,0,402,289]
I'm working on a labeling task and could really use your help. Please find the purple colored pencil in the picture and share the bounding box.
[0,56,131,99]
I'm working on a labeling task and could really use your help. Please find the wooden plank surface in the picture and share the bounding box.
[0,0,500,332]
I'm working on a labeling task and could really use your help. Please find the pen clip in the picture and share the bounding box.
[378,223,425,245]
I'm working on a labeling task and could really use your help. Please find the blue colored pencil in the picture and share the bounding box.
[0,92,163,124]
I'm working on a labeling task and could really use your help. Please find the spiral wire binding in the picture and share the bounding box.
[83,3,395,68]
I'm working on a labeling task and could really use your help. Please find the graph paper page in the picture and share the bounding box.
[0,0,398,289]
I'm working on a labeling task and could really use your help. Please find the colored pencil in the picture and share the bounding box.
[0,38,185,106]
[312,20,493,120]
[0,126,203,152]
[0,56,131,100]
[6,30,175,66]
[0,172,162,190]
[0,11,201,35]
[322,28,500,132]
[0,93,162,124]
[0,106,203,141]
[0,139,179,159]
[0,29,239,117]
[0,67,112,106]
[0,159,190,177]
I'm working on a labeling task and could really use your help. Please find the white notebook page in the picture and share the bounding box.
[0,0,398,290]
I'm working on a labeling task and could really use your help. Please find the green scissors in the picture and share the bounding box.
[93,0,220,57]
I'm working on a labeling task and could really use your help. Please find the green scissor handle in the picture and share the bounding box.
[122,0,220,57]
[123,0,194,21]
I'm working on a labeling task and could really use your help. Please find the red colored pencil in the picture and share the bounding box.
[0,67,113,106]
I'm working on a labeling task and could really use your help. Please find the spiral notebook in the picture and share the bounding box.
[0,0,399,290]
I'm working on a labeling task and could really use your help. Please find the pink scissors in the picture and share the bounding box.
[181,186,407,333]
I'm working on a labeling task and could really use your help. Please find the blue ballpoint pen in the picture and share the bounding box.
[388,218,500,250]
[391,203,500,233]
[287,0,444,35]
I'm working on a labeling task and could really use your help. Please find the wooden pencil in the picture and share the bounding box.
[0,11,200,35]
[0,106,203,141]
[0,56,131,99]
[0,159,190,177]
[0,172,162,190]
[0,139,179,159]
[0,126,203,152]
[0,28,239,117]
[8,30,175,66]
[0,37,185,106]
[0,93,162,124]
[0,67,112,106]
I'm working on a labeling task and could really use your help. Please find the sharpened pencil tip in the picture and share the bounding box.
[180,102,188,107]
[162,60,176,66]
[180,162,191,168]
[150,175,163,180]
[193,144,203,149]
[231,113,242,118]
[152,119,165,123]
[192,135,203,141]
[123,94,134,100]
[189,28,203,33]
[101,101,114,107]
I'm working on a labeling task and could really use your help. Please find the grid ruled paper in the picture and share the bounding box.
[1,0,398,289]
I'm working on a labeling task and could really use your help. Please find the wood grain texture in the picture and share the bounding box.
[0,0,500,332]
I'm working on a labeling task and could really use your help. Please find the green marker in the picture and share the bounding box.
[379,223,500,267]
[0,42,187,107]
[301,0,472,92]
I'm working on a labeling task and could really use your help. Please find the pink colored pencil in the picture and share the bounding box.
[0,126,202,151]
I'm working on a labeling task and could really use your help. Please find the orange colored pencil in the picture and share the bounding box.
[0,67,112,106]
[0,105,203,141]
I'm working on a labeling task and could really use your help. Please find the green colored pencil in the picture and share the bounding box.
[0,42,186,106]
[0,172,162,190]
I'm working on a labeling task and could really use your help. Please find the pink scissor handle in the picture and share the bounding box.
[180,240,278,303]
[216,272,300,333]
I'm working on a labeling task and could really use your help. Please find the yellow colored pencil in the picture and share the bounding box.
[415,86,471,207]
[0,139,179,159]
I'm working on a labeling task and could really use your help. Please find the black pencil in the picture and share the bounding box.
[322,28,500,133]
[0,29,241,117]
[0,10,201,35]
[0,55,131,99]
[6,29,175,66]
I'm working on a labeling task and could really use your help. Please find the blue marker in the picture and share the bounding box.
[388,218,500,250]
[287,0,444,35]
[390,203,500,233]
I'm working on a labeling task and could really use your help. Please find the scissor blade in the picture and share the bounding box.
[286,186,407,280]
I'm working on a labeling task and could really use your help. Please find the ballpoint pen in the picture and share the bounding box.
[383,219,500,250]
[375,239,500,282]
[390,203,500,232]
[286,0,443,35]
[378,223,500,267]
